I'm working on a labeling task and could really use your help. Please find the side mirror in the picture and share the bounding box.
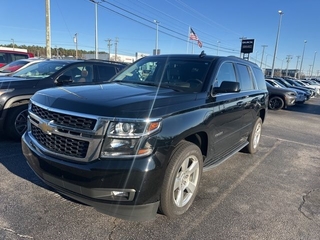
[56,75,73,85]
[212,81,240,93]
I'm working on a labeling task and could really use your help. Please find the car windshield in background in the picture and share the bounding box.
[11,61,69,79]
[111,57,212,92]
[0,60,28,73]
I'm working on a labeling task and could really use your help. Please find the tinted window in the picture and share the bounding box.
[214,62,237,87]
[63,64,94,83]
[97,65,117,80]
[237,64,254,91]
[253,67,267,90]
[12,53,28,61]
[112,57,211,93]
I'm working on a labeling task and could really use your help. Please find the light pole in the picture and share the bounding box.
[299,40,307,79]
[90,0,99,59]
[217,41,221,56]
[271,10,284,78]
[154,20,159,55]
[11,38,14,50]
[311,51,317,78]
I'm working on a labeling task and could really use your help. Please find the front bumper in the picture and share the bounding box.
[22,131,164,221]
[285,96,296,107]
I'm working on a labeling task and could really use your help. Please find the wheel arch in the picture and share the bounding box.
[184,131,208,159]
[3,95,32,110]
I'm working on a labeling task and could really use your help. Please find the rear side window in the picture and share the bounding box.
[214,62,237,87]
[97,65,117,80]
[11,53,28,61]
[237,64,254,91]
[252,67,267,90]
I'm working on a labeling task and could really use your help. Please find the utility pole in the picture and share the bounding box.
[295,56,300,78]
[11,39,14,50]
[114,37,119,61]
[285,55,292,77]
[260,45,268,68]
[74,33,78,59]
[311,51,317,78]
[105,39,112,59]
[45,0,51,58]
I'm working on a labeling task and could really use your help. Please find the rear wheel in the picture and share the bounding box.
[159,141,203,218]
[269,96,284,110]
[5,105,28,141]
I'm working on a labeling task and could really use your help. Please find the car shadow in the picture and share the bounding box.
[285,98,320,115]
[0,136,86,205]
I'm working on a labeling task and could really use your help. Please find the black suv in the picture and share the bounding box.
[0,59,127,140]
[22,53,268,221]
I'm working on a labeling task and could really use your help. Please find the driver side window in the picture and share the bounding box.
[214,62,237,88]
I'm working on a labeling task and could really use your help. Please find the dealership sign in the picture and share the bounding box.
[241,39,255,53]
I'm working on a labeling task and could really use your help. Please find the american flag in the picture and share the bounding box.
[189,28,203,48]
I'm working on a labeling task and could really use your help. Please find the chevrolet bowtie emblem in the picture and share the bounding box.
[38,120,55,135]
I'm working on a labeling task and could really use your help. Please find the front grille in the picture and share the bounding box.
[31,125,89,158]
[31,104,96,130]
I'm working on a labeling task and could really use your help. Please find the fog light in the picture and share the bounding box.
[111,191,129,198]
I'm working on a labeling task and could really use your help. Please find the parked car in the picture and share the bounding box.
[22,53,268,221]
[271,77,316,98]
[265,81,296,110]
[297,80,320,95]
[265,79,308,104]
[282,78,317,97]
[0,59,127,140]
[0,49,34,67]
[0,58,45,76]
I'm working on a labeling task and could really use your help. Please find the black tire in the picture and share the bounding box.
[159,141,203,218]
[4,105,28,141]
[268,96,284,110]
[245,117,262,154]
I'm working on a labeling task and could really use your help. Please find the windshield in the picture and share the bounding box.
[11,61,69,79]
[111,57,212,92]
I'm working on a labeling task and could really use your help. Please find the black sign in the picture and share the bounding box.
[241,39,255,53]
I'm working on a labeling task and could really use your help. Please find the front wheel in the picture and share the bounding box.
[245,117,262,154]
[269,96,284,110]
[4,105,28,141]
[159,141,203,219]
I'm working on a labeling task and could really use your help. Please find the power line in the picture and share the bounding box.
[97,0,238,53]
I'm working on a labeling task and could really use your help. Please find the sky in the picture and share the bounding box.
[1,0,320,75]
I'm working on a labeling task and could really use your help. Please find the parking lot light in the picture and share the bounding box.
[271,10,284,78]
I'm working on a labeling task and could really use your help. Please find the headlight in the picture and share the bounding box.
[287,92,296,96]
[0,88,14,96]
[100,119,161,158]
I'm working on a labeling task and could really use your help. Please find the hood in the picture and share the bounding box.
[0,76,40,89]
[31,82,201,118]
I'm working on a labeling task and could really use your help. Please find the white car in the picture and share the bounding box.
[0,58,45,76]
[300,80,320,95]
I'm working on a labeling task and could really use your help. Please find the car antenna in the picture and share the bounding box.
[199,50,206,58]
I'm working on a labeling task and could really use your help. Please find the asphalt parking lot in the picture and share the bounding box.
[1,98,320,240]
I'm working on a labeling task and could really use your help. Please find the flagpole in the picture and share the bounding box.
[187,26,190,53]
